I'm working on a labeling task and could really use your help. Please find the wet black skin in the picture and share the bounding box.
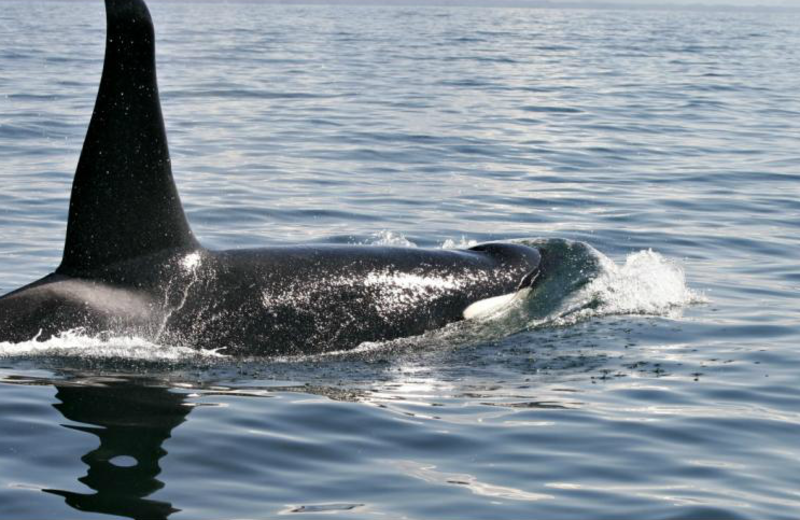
[0,0,541,355]
[0,243,540,354]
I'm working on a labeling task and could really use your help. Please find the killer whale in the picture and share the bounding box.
[0,0,541,354]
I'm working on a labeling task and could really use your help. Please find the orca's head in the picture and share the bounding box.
[468,242,542,288]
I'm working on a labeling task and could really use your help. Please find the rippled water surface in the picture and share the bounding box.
[1,1,800,518]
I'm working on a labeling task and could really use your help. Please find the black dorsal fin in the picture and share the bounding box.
[57,0,198,276]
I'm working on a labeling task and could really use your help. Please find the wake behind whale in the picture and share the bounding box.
[0,0,543,355]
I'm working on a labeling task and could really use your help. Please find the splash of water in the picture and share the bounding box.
[365,230,418,247]
[364,231,478,250]
[529,244,707,328]
[0,328,225,361]
[155,251,204,340]
[441,236,479,250]
[586,249,705,316]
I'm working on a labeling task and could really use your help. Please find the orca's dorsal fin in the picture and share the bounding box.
[57,0,198,276]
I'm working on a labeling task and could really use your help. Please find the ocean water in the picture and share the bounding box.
[1,1,800,518]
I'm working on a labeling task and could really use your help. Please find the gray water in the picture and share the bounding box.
[1,1,800,519]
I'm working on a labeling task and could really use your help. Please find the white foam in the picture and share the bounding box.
[366,230,417,248]
[595,249,704,313]
[441,236,479,250]
[555,249,706,325]
[0,328,226,361]
[365,231,480,251]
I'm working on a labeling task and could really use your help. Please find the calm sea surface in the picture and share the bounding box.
[1,1,799,518]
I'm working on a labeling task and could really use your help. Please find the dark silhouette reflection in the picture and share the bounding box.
[44,380,191,520]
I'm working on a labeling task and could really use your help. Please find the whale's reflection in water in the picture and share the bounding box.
[44,381,190,520]
[28,349,596,520]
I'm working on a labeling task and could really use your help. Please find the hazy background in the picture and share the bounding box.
[145,0,800,11]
